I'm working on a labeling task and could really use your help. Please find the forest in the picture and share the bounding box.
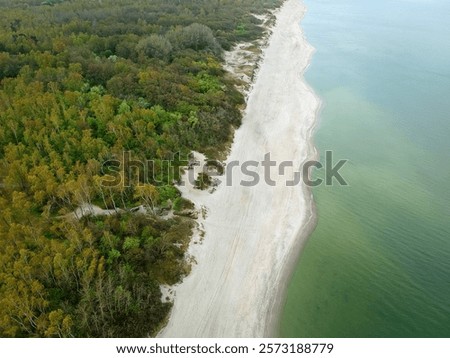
[0,0,282,337]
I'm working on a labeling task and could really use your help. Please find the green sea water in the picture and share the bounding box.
[281,0,450,337]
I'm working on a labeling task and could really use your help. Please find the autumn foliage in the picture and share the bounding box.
[0,0,282,337]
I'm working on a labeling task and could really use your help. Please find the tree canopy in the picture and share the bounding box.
[0,0,282,337]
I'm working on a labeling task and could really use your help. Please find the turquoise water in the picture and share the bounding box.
[281,0,450,337]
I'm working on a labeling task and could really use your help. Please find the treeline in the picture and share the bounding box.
[0,0,283,337]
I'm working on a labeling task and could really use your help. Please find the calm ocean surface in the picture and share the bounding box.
[281,0,450,337]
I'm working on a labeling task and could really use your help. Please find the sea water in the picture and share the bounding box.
[281,0,450,337]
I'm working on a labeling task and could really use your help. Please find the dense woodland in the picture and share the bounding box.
[0,0,282,337]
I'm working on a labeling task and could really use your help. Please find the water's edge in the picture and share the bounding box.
[265,2,322,336]
[159,0,321,337]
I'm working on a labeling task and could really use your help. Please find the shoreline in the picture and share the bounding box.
[159,0,321,337]
[265,3,322,335]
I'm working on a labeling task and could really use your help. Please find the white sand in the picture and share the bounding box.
[159,0,320,337]
[70,203,120,219]
[223,10,278,95]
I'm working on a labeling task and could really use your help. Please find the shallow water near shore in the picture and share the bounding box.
[281,0,450,337]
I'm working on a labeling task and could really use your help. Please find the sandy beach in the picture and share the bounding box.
[159,0,320,337]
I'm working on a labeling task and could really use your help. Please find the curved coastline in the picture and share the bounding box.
[265,3,322,336]
[159,0,321,337]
